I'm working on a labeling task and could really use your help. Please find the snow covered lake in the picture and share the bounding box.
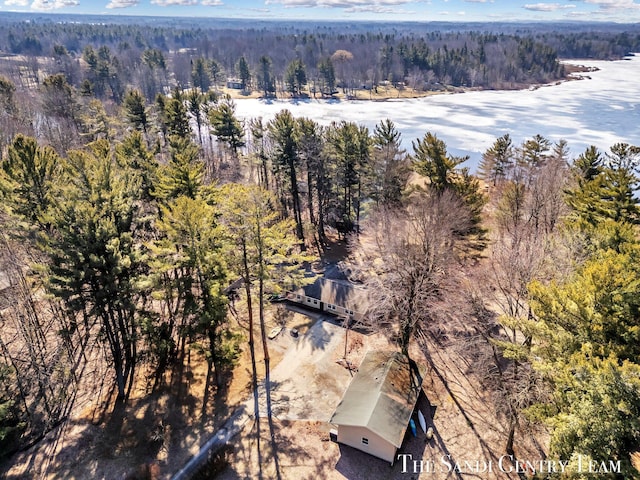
[234,55,640,170]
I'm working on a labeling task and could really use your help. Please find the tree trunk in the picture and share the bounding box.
[241,240,262,477]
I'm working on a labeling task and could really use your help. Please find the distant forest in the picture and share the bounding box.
[0,14,639,103]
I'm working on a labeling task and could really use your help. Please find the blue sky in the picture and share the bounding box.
[2,0,640,23]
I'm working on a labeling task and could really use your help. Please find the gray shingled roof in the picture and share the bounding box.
[330,351,423,448]
[299,277,368,312]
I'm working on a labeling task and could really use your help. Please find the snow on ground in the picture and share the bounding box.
[234,55,640,170]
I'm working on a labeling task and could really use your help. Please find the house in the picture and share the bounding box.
[286,277,368,323]
[330,351,424,465]
[226,79,244,89]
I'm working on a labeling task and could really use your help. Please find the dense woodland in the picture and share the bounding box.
[1,14,640,105]
[1,13,640,479]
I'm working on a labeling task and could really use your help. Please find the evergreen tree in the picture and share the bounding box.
[285,59,307,96]
[0,76,16,114]
[163,90,190,138]
[268,109,305,247]
[191,57,211,92]
[155,136,203,201]
[43,140,144,401]
[325,121,367,236]
[1,134,60,228]
[150,196,235,386]
[520,133,551,169]
[209,96,245,158]
[565,143,640,250]
[218,183,311,474]
[412,132,463,191]
[0,364,25,459]
[371,118,409,206]
[236,56,251,90]
[186,89,206,145]
[257,56,275,98]
[412,132,486,246]
[478,133,514,186]
[317,57,336,95]
[123,89,148,134]
[297,117,327,244]
[115,130,158,202]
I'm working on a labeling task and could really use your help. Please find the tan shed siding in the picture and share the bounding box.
[337,425,397,464]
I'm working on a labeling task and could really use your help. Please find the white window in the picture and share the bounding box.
[362,437,369,445]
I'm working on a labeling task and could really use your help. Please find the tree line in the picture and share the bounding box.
[2,16,639,104]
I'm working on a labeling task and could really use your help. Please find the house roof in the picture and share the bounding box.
[298,277,368,314]
[330,351,424,448]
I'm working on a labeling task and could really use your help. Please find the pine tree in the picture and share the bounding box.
[412,132,463,191]
[154,136,203,202]
[150,196,235,386]
[478,133,513,186]
[208,96,245,158]
[191,57,211,92]
[43,140,143,401]
[218,183,311,475]
[325,121,368,236]
[285,59,307,96]
[371,118,409,206]
[1,134,60,228]
[236,56,251,91]
[163,91,190,138]
[268,109,305,247]
[123,89,148,134]
[257,56,275,98]
[565,143,640,250]
[115,130,158,202]
[412,132,486,246]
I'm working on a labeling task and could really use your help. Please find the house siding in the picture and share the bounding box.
[286,293,364,322]
[337,425,397,465]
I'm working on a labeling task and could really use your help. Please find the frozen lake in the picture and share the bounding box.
[234,55,640,169]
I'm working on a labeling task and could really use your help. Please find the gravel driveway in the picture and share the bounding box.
[254,316,354,422]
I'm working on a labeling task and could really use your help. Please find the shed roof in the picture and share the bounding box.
[330,351,423,448]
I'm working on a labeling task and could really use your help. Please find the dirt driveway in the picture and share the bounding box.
[253,315,358,422]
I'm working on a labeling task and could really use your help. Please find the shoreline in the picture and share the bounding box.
[223,61,601,104]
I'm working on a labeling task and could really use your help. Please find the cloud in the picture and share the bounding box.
[106,0,138,7]
[201,0,223,4]
[150,0,198,6]
[4,0,29,6]
[582,0,640,10]
[30,0,79,10]
[345,5,411,12]
[523,3,576,11]
[265,0,415,8]
[464,0,493,3]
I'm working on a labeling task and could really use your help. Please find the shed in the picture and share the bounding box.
[330,351,423,465]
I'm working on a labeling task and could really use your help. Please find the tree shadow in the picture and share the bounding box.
[2,346,236,480]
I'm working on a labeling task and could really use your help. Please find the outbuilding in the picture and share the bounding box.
[330,351,424,465]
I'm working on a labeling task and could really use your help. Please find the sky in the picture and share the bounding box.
[2,0,640,23]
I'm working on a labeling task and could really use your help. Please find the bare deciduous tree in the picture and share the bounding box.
[351,190,471,357]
